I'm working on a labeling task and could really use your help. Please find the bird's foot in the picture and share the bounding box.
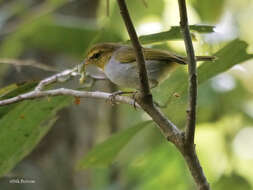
[108,90,136,105]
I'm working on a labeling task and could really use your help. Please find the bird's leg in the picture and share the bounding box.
[131,91,139,110]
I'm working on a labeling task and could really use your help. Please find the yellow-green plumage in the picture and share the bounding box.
[83,43,215,89]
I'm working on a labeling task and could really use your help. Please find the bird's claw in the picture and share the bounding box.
[131,91,138,110]
[108,91,124,105]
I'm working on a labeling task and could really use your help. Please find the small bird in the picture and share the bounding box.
[81,43,215,89]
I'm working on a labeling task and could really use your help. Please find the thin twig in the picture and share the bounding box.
[35,68,78,91]
[116,0,185,144]
[178,0,210,189]
[116,0,151,98]
[0,88,139,108]
[116,0,183,143]
[0,66,139,108]
[178,0,197,146]
[0,58,58,72]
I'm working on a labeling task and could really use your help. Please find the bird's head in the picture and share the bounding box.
[84,43,121,70]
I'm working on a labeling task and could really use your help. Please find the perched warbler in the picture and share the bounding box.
[80,43,215,89]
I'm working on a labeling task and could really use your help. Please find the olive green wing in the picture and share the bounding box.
[114,46,187,65]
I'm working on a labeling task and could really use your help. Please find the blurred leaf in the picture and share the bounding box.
[0,0,68,58]
[0,84,18,98]
[0,81,38,119]
[107,0,165,38]
[138,25,215,44]
[0,81,37,100]
[198,40,253,83]
[126,143,191,190]
[0,0,69,77]
[153,39,253,126]
[195,123,228,180]
[154,39,253,103]
[214,173,251,190]
[28,19,122,57]
[77,121,152,169]
[191,0,225,23]
[0,95,72,177]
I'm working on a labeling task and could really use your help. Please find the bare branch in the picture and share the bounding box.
[0,58,58,72]
[180,147,210,190]
[178,0,197,146]
[0,88,139,108]
[178,0,210,189]
[139,101,183,144]
[0,66,138,108]
[116,0,151,98]
[116,0,184,144]
[35,68,78,91]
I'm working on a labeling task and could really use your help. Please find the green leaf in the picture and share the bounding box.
[0,96,72,177]
[138,25,215,44]
[154,39,253,103]
[214,173,251,190]
[77,121,152,169]
[153,39,253,125]
[0,81,38,119]
[198,40,253,83]
[0,84,18,98]
[0,0,68,58]
[28,21,122,57]
[107,0,165,36]
[191,0,225,23]
[126,143,191,189]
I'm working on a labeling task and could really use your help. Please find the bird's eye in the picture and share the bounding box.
[91,52,101,59]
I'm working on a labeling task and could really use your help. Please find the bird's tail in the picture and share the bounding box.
[195,56,216,62]
[178,55,216,65]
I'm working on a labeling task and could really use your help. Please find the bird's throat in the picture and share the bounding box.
[96,52,113,71]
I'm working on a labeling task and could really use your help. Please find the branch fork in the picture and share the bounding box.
[0,0,210,189]
[117,0,210,189]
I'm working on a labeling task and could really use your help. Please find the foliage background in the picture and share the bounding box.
[0,0,253,189]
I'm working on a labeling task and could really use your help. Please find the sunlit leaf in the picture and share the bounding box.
[153,39,253,126]
[191,0,225,23]
[138,25,215,44]
[154,39,253,103]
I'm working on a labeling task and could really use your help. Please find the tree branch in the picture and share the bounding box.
[0,58,58,72]
[178,0,197,146]
[0,67,139,108]
[116,0,210,189]
[178,0,210,189]
[0,88,138,107]
[116,0,183,145]
[116,0,151,98]
[35,68,78,91]
[0,1,210,189]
